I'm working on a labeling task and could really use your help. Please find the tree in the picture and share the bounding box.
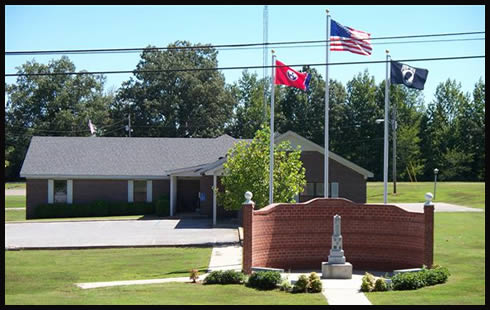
[218,125,306,210]
[226,71,268,139]
[111,41,235,138]
[5,56,112,180]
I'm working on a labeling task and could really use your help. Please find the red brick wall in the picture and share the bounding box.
[73,179,127,204]
[242,198,434,274]
[26,179,48,219]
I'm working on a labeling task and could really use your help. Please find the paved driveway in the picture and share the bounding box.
[5,219,239,249]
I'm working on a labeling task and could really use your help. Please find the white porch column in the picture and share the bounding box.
[170,176,177,216]
[67,180,73,204]
[213,173,217,226]
[48,179,54,204]
[128,180,134,203]
[146,180,153,203]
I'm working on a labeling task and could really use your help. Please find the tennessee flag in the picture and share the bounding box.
[274,60,311,91]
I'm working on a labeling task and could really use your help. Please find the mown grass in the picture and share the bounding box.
[367,182,485,209]
[5,247,327,305]
[5,195,25,208]
[366,212,485,305]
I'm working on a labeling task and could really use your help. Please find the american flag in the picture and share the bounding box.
[330,19,372,56]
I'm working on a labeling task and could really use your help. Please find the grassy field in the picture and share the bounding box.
[366,212,485,305]
[5,247,327,305]
[5,195,25,208]
[367,182,485,209]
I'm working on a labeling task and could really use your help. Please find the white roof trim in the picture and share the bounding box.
[276,131,374,178]
[21,174,170,180]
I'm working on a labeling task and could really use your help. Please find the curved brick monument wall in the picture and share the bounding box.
[242,198,434,274]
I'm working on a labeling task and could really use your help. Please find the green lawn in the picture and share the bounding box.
[5,247,327,305]
[5,182,26,190]
[366,212,485,305]
[367,182,485,209]
[5,195,25,208]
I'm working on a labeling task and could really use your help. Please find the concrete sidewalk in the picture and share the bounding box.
[394,202,483,213]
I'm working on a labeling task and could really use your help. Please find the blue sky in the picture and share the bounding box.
[5,5,485,104]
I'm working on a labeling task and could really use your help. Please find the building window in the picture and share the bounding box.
[301,182,324,197]
[54,180,67,203]
[134,180,147,203]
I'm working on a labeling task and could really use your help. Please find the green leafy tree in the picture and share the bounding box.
[111,41,235,138]
[5,56,112,180]
[227,71,268,138]
[218,125,306,210]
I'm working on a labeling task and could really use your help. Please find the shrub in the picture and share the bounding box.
[308,272,323,293]
[34,201,155,219]
[360,272,376,292]
[374,278,388,291]
[203,270,245,285]
[221,270,245,284]
[203,271,224,284]
[189,269,200,283]
[156,196,170,217]
[422,266,450,286]
[279,279,293,292]
[246,271,282,290]
[292,275,309,293]
[391,271,426,290]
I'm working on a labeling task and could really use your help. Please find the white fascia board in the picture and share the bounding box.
[21,175,170,180]
[276,131,374,178]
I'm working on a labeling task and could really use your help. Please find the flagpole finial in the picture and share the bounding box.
[271,49,275,54]
[385,49,390,54]
[326,9,329,14]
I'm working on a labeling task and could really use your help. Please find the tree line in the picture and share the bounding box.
[4,41,485,182]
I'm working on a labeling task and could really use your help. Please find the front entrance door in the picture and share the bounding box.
[177,179,200,214]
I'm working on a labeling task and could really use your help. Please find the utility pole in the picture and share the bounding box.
[128,113,131,137]
[392,102,397,194]
[263,5,269,124]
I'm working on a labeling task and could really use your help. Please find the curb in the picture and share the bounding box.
[5,242,241,251]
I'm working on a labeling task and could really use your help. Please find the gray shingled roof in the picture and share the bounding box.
[20,135,245,178]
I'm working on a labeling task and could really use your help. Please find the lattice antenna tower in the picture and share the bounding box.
[263,5,269,123]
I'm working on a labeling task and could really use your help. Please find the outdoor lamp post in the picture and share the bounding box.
[433,168,439,201]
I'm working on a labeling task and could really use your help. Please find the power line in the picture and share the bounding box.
[5,55,485,77]
[5,31,485,55]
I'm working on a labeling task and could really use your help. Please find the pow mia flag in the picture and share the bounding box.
[391,61,428,90]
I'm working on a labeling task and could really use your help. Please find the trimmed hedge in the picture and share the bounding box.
[246,271,282,290]
[391,266,450,291]
[34,200,155,219]
[155,196,170,217]
[203,270,245,285]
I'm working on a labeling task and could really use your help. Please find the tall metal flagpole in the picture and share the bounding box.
[324,10,330,198]
[383,50,390,204]
[269,50,276,205]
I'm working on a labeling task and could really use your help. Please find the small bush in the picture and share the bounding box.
[308,272,323,293]
[246,271,282,290]
[279,279,293,292]
[422,266,450,286]
[203,270,245,285]
[189,269,200,283]
[360,272,376,292]
[374,278,388,291]
[292,275,309,293]
[391,271,426,290]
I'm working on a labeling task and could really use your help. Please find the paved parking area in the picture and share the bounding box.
[5,219,239,249]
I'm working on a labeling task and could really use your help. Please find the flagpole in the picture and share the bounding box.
[383,50,390,204]
[269,50,276,205]
[324,9,330,198]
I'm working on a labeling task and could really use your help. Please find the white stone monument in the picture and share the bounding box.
[322,214,353,279]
